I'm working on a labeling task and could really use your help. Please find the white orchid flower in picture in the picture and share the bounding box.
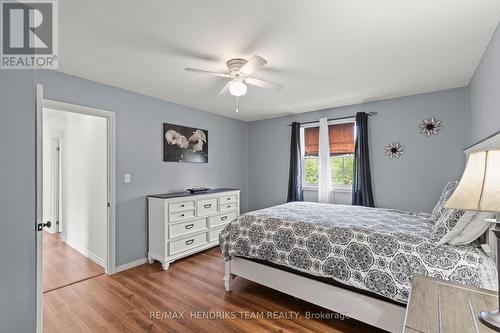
[177,135,189,149]
[419,117,442,137]
[163,123,208,163]
[165,130,180,145]
[165,130,189,148]
[385,141,405,159]
[189,129,207,152]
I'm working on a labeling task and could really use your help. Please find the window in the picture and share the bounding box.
[301,120,355,188]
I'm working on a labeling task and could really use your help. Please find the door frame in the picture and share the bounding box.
[50,136,62,234]
[36,87,117,332]
[42,98,117,275]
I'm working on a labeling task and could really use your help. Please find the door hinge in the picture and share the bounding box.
[107,202,110,208]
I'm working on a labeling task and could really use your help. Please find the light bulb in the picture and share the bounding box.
[229,80,247,97]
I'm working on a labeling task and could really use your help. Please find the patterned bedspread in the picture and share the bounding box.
[219,202,497,304]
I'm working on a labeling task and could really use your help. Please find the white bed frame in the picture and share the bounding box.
[224,257,405,332]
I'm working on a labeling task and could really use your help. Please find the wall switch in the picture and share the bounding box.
[124,173,131,183]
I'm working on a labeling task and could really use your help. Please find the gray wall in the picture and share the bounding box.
[469,22,500,144]
[36,70,249,266]
[247,88,469,213]
[0,71,36,333]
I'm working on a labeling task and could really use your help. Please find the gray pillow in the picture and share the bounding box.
[431,181,458,221]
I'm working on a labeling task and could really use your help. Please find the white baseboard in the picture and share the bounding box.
[63,237,105,268]
[114,257,148,273]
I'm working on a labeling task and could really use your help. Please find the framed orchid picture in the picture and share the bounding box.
[163,123,208,163]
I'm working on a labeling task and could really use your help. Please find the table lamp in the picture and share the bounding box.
[445,149,500,331]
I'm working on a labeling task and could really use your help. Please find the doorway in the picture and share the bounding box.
[35,85,116,332]
[42,107,109,293]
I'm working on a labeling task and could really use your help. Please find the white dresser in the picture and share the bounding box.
[147,188,240,270]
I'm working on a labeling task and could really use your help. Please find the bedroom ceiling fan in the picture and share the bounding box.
[185,55,284,97]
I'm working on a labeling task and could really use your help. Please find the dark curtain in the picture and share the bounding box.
[287,122,304,202]
[352,112,375,207]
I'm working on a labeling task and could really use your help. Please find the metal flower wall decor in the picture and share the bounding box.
[385,141,405,159]
[419,117,442,137]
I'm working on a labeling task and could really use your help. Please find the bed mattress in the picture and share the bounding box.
[219,202,497,304]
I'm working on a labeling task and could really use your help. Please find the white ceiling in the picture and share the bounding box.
[58,0,500,122]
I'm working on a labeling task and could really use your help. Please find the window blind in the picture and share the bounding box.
[304,122,355,156]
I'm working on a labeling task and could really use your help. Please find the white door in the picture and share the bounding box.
[36,84,49,333]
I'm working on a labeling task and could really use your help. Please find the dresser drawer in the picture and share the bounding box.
[169,232,207,255]
[209,211,237,228]
[169,200,195,213]
[219,194,238,204]
[169,218,207,239]
[219,201,237,212]
[169,210,195,222]
[197,197,218,216]
[209,226,227,242]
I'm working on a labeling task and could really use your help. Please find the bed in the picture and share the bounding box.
[219,202,497,332]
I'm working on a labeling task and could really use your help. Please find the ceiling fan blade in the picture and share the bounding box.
[219,81,233,95]
[246,77,283,91]
[185,68,231,78]
[240,55,267,75]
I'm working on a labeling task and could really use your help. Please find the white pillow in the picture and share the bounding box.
[448,212,495,245]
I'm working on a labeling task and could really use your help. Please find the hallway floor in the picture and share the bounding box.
[43,231,104,293]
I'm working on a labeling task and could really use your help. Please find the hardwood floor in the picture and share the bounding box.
[43,231,104,293]
[43,247,383,333]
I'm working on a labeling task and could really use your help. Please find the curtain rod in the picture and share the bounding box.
[287,112,378,126]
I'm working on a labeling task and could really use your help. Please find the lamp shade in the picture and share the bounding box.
[445,150,500,212]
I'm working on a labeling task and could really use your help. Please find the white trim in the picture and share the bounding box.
[225,257,405,333]
[114,258,148,273]
[44,99,115,119]
[49,136,62,234]
[42,99,117,276]
[303,185,319,191]
[63,237,105,268]
[303,186,352,193]
[328,117,356,126]
[300,117,356,129]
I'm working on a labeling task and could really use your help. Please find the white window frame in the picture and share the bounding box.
[300,117,356,192]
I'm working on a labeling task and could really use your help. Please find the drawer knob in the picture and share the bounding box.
[185,239,194,245]
[180,204,185,207]
[226,205,231,208]
[221,216,228,221]
[185,224,194,229]
[227,198,231,201]
[180,213,185,217]
[204,204,212,209]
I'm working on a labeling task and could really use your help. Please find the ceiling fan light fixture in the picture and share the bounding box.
[229,80,247,97]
